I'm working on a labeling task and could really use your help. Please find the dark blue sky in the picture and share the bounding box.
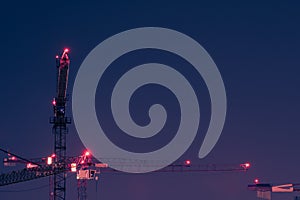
[0,1,300,200]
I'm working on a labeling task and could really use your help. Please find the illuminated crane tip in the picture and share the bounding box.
[245,163,250,168]
[240,162,251,170]
[184,160,191,166]
[84,150,91,156]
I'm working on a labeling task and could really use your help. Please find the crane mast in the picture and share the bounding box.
[50,48,71,200]
[55,49,70,105]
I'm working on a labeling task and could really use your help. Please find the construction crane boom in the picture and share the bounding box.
[0,165,62,186]
[100,162,250,173]
[0,148,250,186]
[0,153,94,187]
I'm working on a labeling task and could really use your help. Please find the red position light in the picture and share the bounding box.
[64,48,69,53]
[254,178,259,184]
[241,162,251,170]
[26,163,38,168]
[84,150,91,156]
[51,153,56,158]
[52,99,56,106]
[55,55,59,59]
[184,160,191,166]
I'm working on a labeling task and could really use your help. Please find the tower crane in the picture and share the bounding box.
[0,48,252,200]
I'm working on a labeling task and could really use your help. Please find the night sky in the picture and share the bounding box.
[0,1,300,200]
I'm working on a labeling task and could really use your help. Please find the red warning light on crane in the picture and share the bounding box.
[240,162,251,170]
[184,160,191,166]
[27,163,38,169]
[254,178,259,184]
[52,99,56,106]
[64,48,69,53]
[84,150,91,157]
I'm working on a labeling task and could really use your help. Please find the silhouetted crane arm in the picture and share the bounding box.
[0,165,62,186]
[99,162,250,173]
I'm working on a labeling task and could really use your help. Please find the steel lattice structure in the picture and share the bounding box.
[0,48,252,200]
[50,49,71,200]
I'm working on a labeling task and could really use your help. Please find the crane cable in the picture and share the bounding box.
[0,147,41,167]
